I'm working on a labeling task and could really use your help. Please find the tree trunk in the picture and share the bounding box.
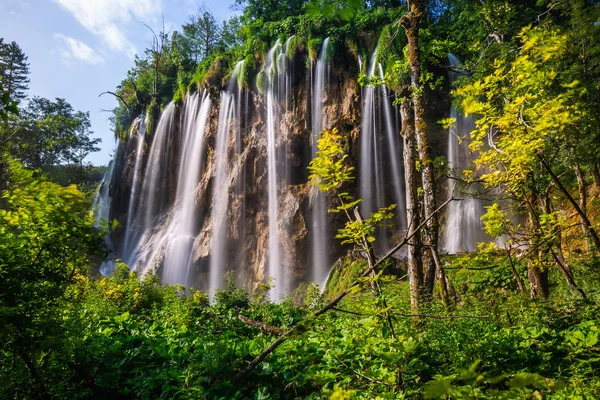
[539,156,600,252]
[592,163,600,195]
[17,350,49,399]
[573,159,591,251]
[528,262,549,300]
[505,246,526,295]
[525,198,550,300]
[543,188,587,299]
[400,98,423,313]
[400,0,442,297]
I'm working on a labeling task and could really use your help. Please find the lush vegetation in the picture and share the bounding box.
[2,0,600,398]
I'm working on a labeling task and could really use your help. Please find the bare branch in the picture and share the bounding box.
[99,91,132,114]
[237,315,285,336]
[334,355,395,387]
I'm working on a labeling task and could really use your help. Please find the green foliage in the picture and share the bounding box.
[0,158,104,397]
[1,96,101,170]
[309,128,397,247]
[458,26,583,195]
[0,80,18,122]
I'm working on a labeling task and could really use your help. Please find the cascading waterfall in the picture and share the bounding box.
[209,61,244,295]
[160,92,212,285]
[142,102,177,232]
[379,64,407,229]
[122,116,146,259]
[93,160,116,276]
[443,53,489,253]
[263,40,287,300]
[360,47,386,219]
[93,159,114,229]
[310,37,331,285]
[105,39,423,298]
[360,49,406,249]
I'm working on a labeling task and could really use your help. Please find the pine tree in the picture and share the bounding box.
[0,40,30,102]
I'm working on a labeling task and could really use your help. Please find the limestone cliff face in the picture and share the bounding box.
[107,47,447,292]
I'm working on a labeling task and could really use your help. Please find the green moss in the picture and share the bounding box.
[324,256,367,299]
[285,35,304,59]
[307,37,323,62]
[345,38,359,62]
[172,82,186,103]
[256,69,267,94]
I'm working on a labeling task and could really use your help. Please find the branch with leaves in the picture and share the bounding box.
[231,129,457,384]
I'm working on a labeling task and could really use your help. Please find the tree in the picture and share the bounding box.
[218,16,244,51]
[0,40,30,103]
[458,25,598,298]
[400,0,448,303]
[1,96,100,170]
[0,159,105,397]
[235,0,307,22]
[181,6,220,63]
[0,80,18,123]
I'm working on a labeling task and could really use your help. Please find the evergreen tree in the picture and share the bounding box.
[180,6,220,63]
[0,40,30,103]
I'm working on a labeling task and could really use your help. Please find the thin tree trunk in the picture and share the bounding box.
[505,246,526,295]
[573,160,591,251]
[353,208,396,339]
[401,0,442,297]
[17,350,49,399]
[400,98,422,313]
[592,162,600,195]
[539,155,600,252]
[525,194,550,299]
[231,197,456,384]
[543,187,587,299]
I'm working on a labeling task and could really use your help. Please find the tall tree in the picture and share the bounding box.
[400,0,446,301]
[0,40,30,103]
[1,97,100,170]
[458,25,599,297]
[181,6,220,63]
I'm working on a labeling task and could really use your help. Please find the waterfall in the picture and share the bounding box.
[125,95,211,286]
[263,40,287,300]
[142,102,177,233]
[443,53,488,253]
[160,92,212,285]
[379,63,407,229]
[93,159,114,228]
[122,116,146,259]
[359,50,407,251]
[209,61,244,296]
[93,160,116,276]
[310,37,331,286]
[360,47,386,219]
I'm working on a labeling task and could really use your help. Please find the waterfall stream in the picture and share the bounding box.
[209,61,244,295]
[310,37,331,286]
[264,40,287,300]
[122,116,146,260]
[443,54,489,253]
[93,160,116,276]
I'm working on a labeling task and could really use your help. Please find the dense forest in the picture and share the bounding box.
[1,0,600,399]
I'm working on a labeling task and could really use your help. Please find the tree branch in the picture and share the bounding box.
[99,91,132,114]
[230,194,457,384]
[237,315,285,336]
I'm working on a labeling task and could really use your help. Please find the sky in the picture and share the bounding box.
[0,0,237,165]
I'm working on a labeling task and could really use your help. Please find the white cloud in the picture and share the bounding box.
[53,0,163,57]
[54,34,105,65]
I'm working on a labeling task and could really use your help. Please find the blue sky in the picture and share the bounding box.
[0,0,237,166]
